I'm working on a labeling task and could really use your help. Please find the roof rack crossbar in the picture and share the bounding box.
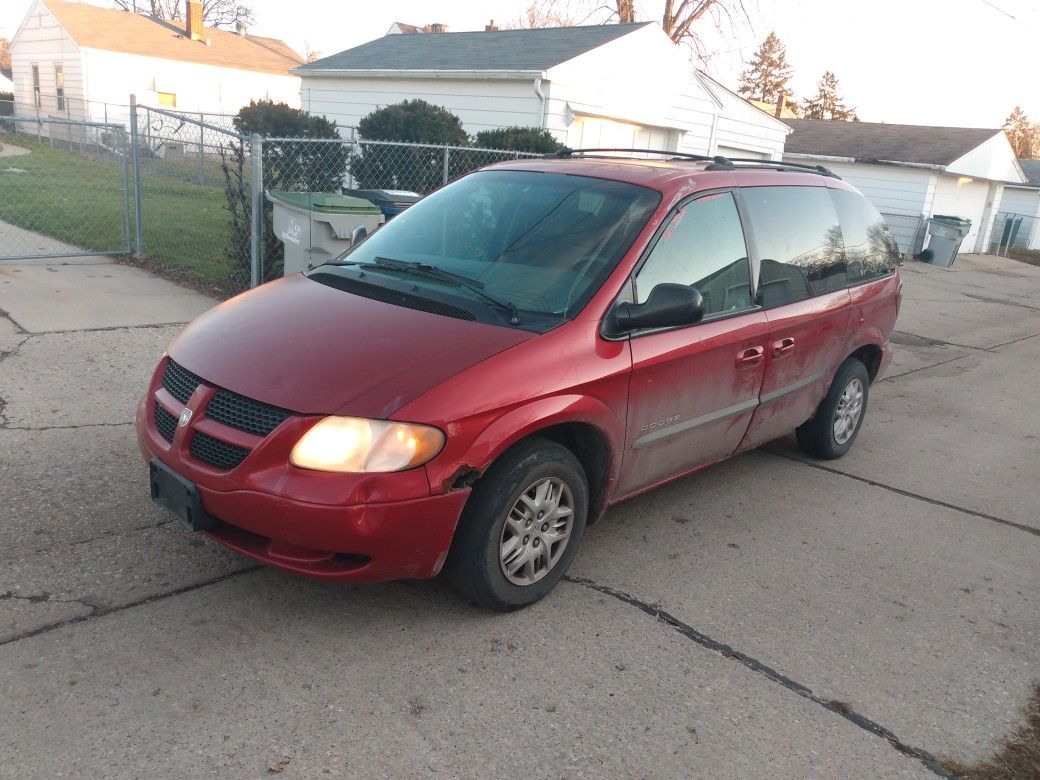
[705,157,840,178]
[543,147,725,163]
[541,148,841,179]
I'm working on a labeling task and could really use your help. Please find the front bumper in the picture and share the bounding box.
[198,485,468,582]
[136,359,468,582]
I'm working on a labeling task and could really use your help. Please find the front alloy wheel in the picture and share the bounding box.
[500,477,574,586]
[443,438,588,611]
[832,377,865,445]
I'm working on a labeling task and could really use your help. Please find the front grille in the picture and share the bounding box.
[154,403,177,442]
[162,359,201,404]
[189,431,250,470]
[308,272,478,321]
[206,389,292,437]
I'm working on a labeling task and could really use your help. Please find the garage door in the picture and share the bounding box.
[567,117,675,151]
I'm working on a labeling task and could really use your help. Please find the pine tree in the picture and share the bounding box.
[801,71,858,121]
[737,32,796,108]
[1003,106,1039,159]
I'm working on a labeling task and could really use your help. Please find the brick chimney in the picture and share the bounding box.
[485,19,499,31]
[185,0,203,41]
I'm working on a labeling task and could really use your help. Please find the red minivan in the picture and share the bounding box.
[138,151,900,610]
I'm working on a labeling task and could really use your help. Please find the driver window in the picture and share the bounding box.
[634,192,753,316]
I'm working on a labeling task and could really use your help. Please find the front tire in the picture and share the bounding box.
[796,358,870,459]
[443,438,588,611]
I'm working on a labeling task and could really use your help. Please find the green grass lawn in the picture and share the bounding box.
[0,135,240,288]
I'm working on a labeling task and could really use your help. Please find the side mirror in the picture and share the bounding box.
[607,283,704,335]
[350,225,369,246]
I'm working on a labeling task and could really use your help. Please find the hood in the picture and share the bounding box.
[167,274,533,419]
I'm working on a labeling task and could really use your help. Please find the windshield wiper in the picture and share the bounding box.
[364,256,521,325]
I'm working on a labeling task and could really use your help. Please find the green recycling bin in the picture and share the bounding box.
[925,215,972,268]
[267,190,384,275]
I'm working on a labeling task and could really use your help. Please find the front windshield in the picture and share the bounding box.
[329,170,660,320]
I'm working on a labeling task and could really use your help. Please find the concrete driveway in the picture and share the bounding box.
[1,250,1038,778]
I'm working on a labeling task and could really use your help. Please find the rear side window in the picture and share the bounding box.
[830,189,899,283]
[741,186,846,306]
[634,192,753,317]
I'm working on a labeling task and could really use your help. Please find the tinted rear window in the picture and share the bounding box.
[741,186,846,307]
[830,189,899,283]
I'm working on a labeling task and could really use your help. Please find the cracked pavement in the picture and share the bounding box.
[0,249,1038,778]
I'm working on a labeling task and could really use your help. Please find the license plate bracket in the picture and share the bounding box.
[149,458,215,532]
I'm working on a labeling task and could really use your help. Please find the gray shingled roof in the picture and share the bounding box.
[1018,159,1040,187]
[784,119,1000,167]
[299,23,652,73]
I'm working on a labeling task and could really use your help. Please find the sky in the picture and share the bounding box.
[2,0,1037,128]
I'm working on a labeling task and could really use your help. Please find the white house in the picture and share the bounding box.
[297,22,791,160]
[8,0,302,124]
[783,120,1027,255]
[994,159,1040,251]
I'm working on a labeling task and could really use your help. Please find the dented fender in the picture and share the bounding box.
[425,394,625,496]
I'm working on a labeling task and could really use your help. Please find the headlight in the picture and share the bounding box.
[290,416,445,473]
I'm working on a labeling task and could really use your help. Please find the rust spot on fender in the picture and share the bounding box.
[444,465,481,492]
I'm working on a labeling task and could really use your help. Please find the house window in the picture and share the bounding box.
[157,92,177,108]
[54,64,65,111]
[31,64,41,109]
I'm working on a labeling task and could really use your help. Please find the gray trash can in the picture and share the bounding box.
[268,190,384,275]
[342,188,422,220]
[925,215,972,268]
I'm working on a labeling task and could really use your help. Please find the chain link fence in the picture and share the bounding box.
[988,211,1039,256]
[879,213,927,258]
[0,114,131,260]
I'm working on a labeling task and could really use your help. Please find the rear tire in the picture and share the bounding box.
[443,438,588,611]
[796,358,870,460]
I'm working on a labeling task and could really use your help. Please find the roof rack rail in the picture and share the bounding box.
[704,157,840,179]
[543,147,728,164]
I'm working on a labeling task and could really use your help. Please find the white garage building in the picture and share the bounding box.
[994,160,1040,251]
[297,22,791,160]
[783,120,1027,255]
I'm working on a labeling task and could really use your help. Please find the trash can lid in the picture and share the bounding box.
[267,190,382,214]
[343,187,423,205]
[929,215,972,228]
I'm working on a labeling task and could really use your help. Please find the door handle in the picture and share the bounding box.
[772,337,796,357]
[736,346,764,368]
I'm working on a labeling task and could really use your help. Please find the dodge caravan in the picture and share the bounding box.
[138,150,901,610]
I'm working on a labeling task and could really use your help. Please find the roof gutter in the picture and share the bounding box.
[294,68,545,80]
[784,152,945,171]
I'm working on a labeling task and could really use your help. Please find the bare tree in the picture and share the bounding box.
[0,38,11,74]
[111,0,255,30]
[612,1,748,45]
[509,1,579,29]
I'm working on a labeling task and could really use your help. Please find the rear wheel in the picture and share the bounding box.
[443,438,588,611]
[796,358,870,459]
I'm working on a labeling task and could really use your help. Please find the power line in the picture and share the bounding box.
[978,0,1017,21]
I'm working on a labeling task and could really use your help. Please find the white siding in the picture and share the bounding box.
[930,174,993,252]
[9,0,85,120]
[81,48,300,124]
[700,76,790,160]
[813,161,936,216]
[544,25,717,152]
[301,76,542,135]
[995,187,1040,250]
[998,186,1040,219]
[946,132,1025,184]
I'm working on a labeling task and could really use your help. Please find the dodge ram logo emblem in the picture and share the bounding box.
[178,408,193,428]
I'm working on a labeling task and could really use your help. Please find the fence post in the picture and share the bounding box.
[250,133,264,288]
[120,125,132,253]
[129,94,144,258]
[198,113,205,185]
[443,146,450,185]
